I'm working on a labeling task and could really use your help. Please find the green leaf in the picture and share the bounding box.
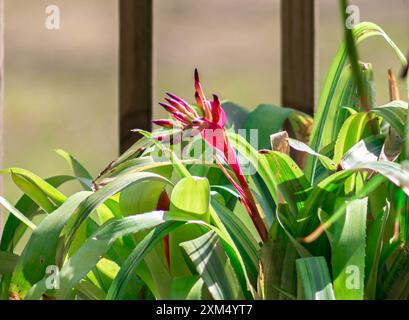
[169,276,204,300]
[340,0,368,112]
[9,192,93,298]
[0,252,19,274]
[2,168,67,205]
[25,211,169,300]
[372,100,408,137]
[76,279,106,300]
[249,173,276,228]
[258,231,298,300]
[322,198,367,299]
[296,257,335,300]
[398,191,409,246]
[138,130,192,179]
[301,161,409,239]
[1,175,74,252]
[288,138,336,171]
[15,192,91,285]
[10,173,58,213]
[228,132,312,217]
[211,197,260,284]
[307,22,406,183]
[104,210,252,300]
[260,151,311,216]
[111,136,154,169]
[106,222,182,300]
[56,149,93,190]
[365,189,389,300]
[170,177,210,220]
[404,97,409,159]
[0,196,37,230]
[321,64,356,149]
[119,172,170,216]
[340,135,385,169]
[211,185,241,200]
[333,112,376,164]
[381,249,409,299]
[65,172,171,254]
[222,101,249,131]
[276,205,312,258]
[227,132,278,204]
[180,231,244,300]
[95,212,167,240]
[92,258,120,292]
[95,156,158,185]
[246,104,293,150]
[169,177,211,277]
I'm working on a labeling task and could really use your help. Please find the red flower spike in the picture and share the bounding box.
[155,69,268,242]
[165,98,196,119]
[165,98,186,112]
[210,95,226,128]
[167,92,198,117]
[194,92,205,115]
[213,157,246,200]
[194,69,212,119]
[171,111,191,125]
[159,102,178,114]
[192,118,205,127]
[215,161,255,220]
[152,119,177,129]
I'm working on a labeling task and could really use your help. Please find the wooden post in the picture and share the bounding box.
[281,0,318,115]
[119,0,153,153]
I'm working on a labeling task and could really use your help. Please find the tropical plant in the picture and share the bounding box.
[1,18,409,300]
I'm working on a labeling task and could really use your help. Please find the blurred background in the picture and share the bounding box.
[3,0,409,201]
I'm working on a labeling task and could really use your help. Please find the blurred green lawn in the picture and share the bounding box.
[3,0,409,202]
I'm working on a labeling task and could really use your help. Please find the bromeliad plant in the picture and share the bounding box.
[2,20,409,300]
[154,69,268,241]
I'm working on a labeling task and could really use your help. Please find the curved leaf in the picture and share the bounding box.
[56,149,93,190]
[26,211,168,300]
[321,198,367,299]
[1,175,75,251]
[307,22,406,182]
[245,104,293,150]
[180,231,244,300]
[333,112,377,164]
[0,197,37,231]
[64,172,171,254]
[0,252,19,275]
[372,100,408,137]
[296,257,335,300]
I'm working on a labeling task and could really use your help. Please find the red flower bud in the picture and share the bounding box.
[152,119,176,129]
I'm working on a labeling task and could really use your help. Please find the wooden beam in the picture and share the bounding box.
[281,0,318,115]
[119,0,153,153]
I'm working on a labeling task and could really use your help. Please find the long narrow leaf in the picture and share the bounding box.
[26,211,168,300]
[64,172,171,255]
[307,22,406,182]
[296,257,335,300]
[322,198,367,299]
[180,231,244,300]
[56,149,93,190]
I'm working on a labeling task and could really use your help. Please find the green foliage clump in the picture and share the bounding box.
[1,21,409,300]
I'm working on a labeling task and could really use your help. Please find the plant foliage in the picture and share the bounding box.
[1,19,409,300]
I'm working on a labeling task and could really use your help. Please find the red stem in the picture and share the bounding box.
[225,139,268,242]
[236,169,268,242]
[157,191,171,268]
